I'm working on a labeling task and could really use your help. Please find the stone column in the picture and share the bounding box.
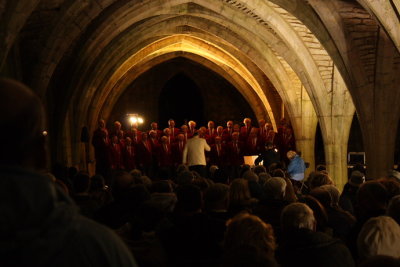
[357,30,400,179]
[322,67,355,190]
[291,90,318,179]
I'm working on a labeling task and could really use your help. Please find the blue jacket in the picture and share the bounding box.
[287,155,306,181]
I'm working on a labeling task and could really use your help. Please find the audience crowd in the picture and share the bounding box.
[53,156,400,267]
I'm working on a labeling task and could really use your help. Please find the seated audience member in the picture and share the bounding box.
[298,195,331,234]
[72,171,101,218]
[359,255,400,267]
[208,165,219,180]
[310,185,356,242]
[264,177,287,200]
[176,163,189,174]
[89,174,113,207]
[223,213,278,266]
[204,183,230,222]
[95,184,151,229]
[242,170,266,200]
[212,167,229,184]
[160,184,225,266]
[175,170,194,186]
[254,177,290,240]
[271,168,286,178]
[339,170,365,215]
[355,181,388,224]
[387,195,400,225]
[377,177,400,200]
[130,168,142,182]
[348,181,389,260]
[228,178,258,217]
[253,165,267,176]
[112,170,134,200]
[258,172,272,186]
[0,78,137,266]
[268,169,297,203]
[308,171,334,190]
[120,200,169,267]
[357,216,400,261]
[150,181,177,213]
[192,175,214,192]
[277,203,354,267]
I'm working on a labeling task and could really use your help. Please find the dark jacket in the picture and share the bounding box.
[0,166,137,267]
[276,228,355,267]
[255,148,280,169]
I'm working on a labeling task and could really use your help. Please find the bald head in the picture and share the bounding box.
[0,78,46,167]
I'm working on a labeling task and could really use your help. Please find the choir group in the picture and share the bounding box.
[92,117,296,179]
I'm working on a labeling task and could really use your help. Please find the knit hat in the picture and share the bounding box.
[357,216,400,259]
[349,170,365,187]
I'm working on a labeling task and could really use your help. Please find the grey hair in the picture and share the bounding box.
[264,177,286,200]
[281,203,315,231]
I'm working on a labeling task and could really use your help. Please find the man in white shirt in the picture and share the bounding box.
[182,131,210,177]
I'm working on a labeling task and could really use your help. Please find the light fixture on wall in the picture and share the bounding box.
[127,113,144,127]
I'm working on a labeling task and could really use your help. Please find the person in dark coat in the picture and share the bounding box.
[0,78,137,267]
[255,142,280,169]
[276,203,355,267]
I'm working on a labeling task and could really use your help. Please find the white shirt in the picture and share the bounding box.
[182,135,211,166]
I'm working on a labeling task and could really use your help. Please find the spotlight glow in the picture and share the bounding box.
[130,117,137,124]
[127,113,144,126]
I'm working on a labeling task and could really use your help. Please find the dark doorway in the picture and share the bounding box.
[159,73,204,127]
[314,123,325,167]
[348,114,364,153]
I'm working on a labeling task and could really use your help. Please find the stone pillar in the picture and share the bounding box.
[362,126,397,179]
[357,30,400,179]
[322,67,355,190]
[324,142,349,190]
[291,91,318,179]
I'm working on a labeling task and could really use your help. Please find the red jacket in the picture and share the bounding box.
[122,144,136,171]
[226,141,244,166]
[209,143,227,167]
[135,140,153,166]
[157,143,173,167]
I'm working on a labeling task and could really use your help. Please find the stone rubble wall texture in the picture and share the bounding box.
[0,0,399,187]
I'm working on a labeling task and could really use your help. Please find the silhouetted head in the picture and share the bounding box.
[204,183,229,212]
[0,78,47,170]
[281,203,316,231]
[224,213,276,258]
